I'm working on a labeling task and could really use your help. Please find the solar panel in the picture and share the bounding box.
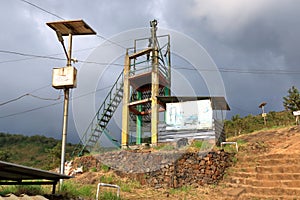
[46,19,96,36]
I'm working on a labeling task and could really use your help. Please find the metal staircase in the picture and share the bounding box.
[73,71,124,156]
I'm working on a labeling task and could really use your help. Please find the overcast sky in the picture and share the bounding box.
[0,0,300,143]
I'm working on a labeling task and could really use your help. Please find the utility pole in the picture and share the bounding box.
[46,20,96,189]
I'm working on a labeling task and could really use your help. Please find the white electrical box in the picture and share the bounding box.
[52,66,77,89]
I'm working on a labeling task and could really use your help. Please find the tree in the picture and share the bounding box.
[283,86,300,111]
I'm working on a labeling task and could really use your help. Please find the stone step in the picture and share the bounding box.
[229,166,256,173]
[227,184,300,196]
[257,173,300,180]
[257,158,300,165]
[239,193,300,200]
[229,177,300,187]
[234,158,300,168]
[228,172,256,179]
[256,165,300,173]
[237,153,300,162]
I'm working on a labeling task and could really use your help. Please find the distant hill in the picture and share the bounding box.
[0,133,76,170]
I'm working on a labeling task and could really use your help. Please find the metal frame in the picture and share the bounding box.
[121,20,171,147]
[0,161,72,194]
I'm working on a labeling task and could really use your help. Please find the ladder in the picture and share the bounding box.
[72,71,123,156]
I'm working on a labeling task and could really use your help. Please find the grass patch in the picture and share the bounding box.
[117,179,141,192]
[190,141,213,151]
[231,156,238,164]
[60,181,95,198]
[153,144,175,151]
[99,191,121,200]
[101,164,110,172]
[0,185,44,196]
[0,186,17,196]
[236,139,247,145]
[169,185,192,195]
[90,167,98,172]
[100,174,115,184]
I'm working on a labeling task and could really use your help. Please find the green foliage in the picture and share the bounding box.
[0,150,11,161]
[224,111,294,137]
[283,86,300,111]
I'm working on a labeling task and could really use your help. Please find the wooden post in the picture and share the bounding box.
[121,52,130,148]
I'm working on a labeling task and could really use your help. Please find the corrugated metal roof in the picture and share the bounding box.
[157,96,231,110]
[0,194,48,200]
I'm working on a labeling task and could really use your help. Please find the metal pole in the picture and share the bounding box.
[60,88,69,186]
[67,33,72,66]
[60,33,72,188]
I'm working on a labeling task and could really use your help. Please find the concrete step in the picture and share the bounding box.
[227,184,300,196]
[229,177,300,187]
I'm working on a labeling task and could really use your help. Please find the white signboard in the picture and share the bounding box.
[165,100,213,131]
[293,110,300,116]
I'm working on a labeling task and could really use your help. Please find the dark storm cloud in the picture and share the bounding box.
[154,0,300,117]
